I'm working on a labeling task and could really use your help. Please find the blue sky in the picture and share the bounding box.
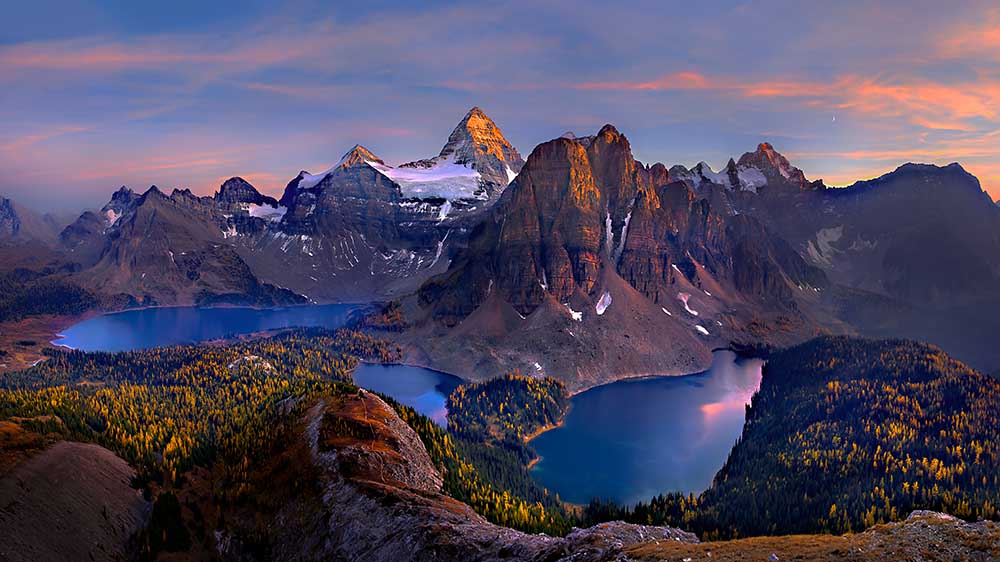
[2,0,999,210]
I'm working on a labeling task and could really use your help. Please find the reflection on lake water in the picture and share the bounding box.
[530,350,763,505]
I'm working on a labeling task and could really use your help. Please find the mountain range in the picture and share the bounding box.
[2,107,1000,389]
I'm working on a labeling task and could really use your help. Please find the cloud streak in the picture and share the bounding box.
[2,1,999,209]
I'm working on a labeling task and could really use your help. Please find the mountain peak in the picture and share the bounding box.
[464,106,487,119]
[439,107,522,165]
[388,107,526,198]
[597,124,621,136]
[338,144,384,169]
[737,142,810,188]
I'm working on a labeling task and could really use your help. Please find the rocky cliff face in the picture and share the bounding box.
[0,198,22,239]
[408,127,830,391]
[67,185,302,307]
[421,126,824,321]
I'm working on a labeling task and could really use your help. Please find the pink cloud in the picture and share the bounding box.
[0,126,89,152]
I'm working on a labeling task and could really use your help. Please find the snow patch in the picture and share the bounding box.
[736,167,767,192]
[595,291,612,315]
[677,292,699,316]
[661,307,672,316]
[564,303,583,322]
[505,166,518,184]
[248,203,287,222]
[437,200,453,221]
[695,325,710,336]
[604,212,613,257]
[806,225,844,267]
[298,167,336,190]
[613,209,632,262]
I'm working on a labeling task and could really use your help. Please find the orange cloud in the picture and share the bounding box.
[937,8,1000,61]
[577,71,1000,134]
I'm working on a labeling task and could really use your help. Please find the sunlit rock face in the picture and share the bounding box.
[419,124,825,323]
[399,107,525,200]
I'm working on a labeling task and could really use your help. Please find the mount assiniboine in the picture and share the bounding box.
[5,108,1000,390]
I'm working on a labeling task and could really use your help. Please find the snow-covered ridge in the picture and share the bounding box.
[671,161,766,193]
[247,203,287,222]
[369,155,484,200]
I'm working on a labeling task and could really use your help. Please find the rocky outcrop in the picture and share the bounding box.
[286,391,698,562]
[0,441,150,562]
[625,511,1000,561]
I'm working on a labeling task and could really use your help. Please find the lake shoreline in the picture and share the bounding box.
[529,350,765,505]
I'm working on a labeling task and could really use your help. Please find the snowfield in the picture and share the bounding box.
[370,156,484,200]
[247,203,287,222]
[564,303,583,321]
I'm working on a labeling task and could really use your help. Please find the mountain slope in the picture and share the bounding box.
[71,186,301,306]
[0,441,150,562]
[407,126,834,391]
[743,161,1000,372]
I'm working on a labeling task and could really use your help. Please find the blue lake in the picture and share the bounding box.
[353,363,462,427]
[530,350,763,505]
[56,306,762,504]
[54,305,460,425]
[54,304,362,352]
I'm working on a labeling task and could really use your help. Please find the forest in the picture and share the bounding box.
[0,325,577,546]
[0,268,97,322]
[580,336,1000,539]
[2,328,999,544]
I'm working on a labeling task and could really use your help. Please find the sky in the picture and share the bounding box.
[1,0,999,211]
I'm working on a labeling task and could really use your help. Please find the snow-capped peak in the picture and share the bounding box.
[298,145,386,190]
[338,144,384,169]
